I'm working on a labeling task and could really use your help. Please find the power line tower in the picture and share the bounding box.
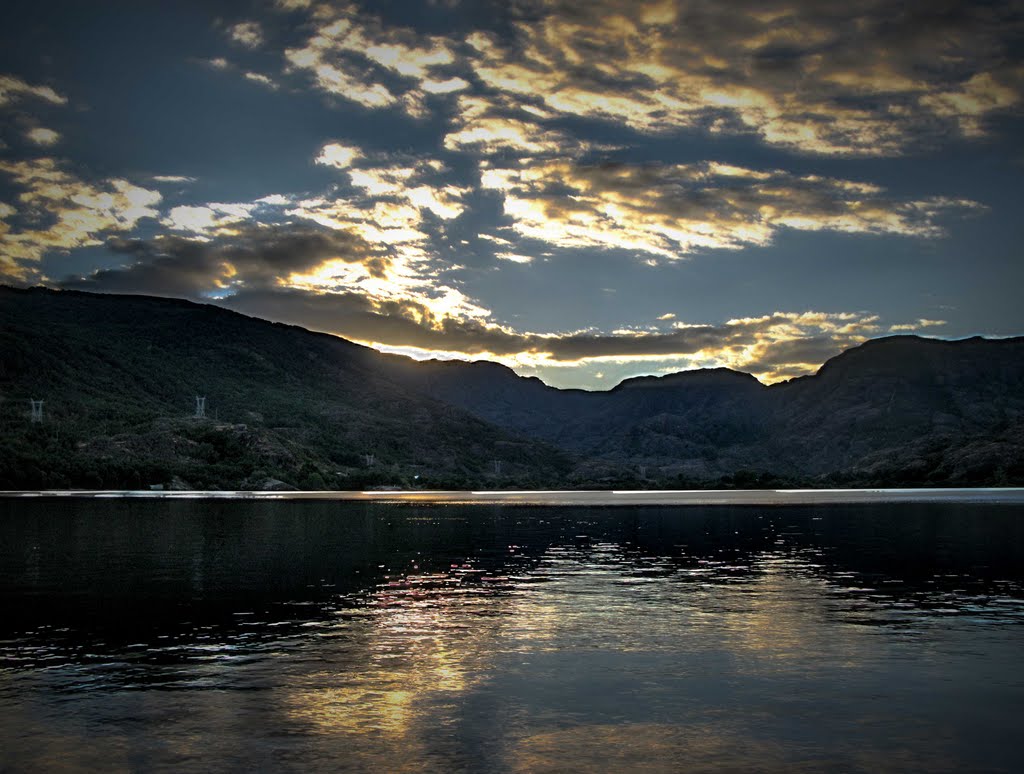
[493,460,502,476]
[30,399,43,423]
[364,453,375,466]
[194,396,206,419]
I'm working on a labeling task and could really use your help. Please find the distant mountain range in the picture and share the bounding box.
[2,286,1022,489]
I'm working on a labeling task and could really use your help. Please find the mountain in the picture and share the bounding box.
[765,336,1024,484]
[0,287,570,489]
[384,332,1024,487]
[2,286,1022,489]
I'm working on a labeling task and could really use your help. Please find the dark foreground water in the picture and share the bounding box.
[1,496,1023,772]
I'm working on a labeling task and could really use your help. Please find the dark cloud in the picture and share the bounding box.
[61,223,388,297]
[59,230,930,381]
[221,286,530,355]
[214,285,886,371]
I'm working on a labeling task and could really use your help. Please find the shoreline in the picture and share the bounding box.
[3,487,1024,506]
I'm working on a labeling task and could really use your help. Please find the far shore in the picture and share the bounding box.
[3,488,1024,506]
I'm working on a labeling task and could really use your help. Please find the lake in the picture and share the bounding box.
[2,491,1023,772]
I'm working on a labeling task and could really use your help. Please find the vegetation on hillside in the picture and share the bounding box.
[0,287,570,490]
[2,286,1022,490]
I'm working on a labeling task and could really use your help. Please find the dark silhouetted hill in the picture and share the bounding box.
[0,287,569,489]
[2,286,1022,489]
[384,336,1024,487]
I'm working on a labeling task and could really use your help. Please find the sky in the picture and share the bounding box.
[1,0,1022,389]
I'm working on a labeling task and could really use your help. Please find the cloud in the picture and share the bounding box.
[161,278,923,383]
[316,142,361,169]
[312,141,469,221]
[202,57,231,70]
[0,74,66,107]
[421,77,469,94]
[889,318,946,332]
[66,192,488,326]
[0,157,161,280]
[282,2,465,115]
[222,289,947,384]
[228,21,264,48]
[151,175,197,184]
[495,252,534,264]
[161,202,257,235]
[58,213,954,384]
[244,72,278,89]
[61,223,389,297]
[25,127,60,146]
[443,94,587,156]
[466,0,1024,155]
[479,159,981,259]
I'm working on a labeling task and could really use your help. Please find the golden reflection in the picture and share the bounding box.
[709,554,844,664]
[283,568,511,740]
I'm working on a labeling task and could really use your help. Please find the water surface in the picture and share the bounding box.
[1,495,1022,772]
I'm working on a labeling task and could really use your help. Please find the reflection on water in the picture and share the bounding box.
[1,499,1023,772]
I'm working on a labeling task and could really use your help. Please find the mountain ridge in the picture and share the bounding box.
[2,286,1022,489]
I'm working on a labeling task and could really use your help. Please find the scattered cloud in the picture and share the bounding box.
[0,74,66,107]
[495,252,534,264]
[312,141,469,221]
[316,142,361,169]
[244,72,278,89]
[466,0,1024,155]
[151,175,197,184]
[162,202,258,235]
[0,3,1010,391]
[889,318,947,332]
[443,94,586,156]
[56,202,965,384]
[0,158,161,281]
[215,291,946,384]
[480,159,982,259]
[25,127,60,146]
[228,21,264,48]
[282,2,465,115]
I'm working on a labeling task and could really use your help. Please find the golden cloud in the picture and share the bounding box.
[25,127,60,147]
[466,0,1024,155]
[479,159,982,258]
[228,21,264,48]
[313,142,469,221]
[283,2,465,115]
[0,158,161,279]
[161,203,257,235]
[443,95,586,156]
[317,142,361,169]
[0,74,66,107]
[220,152,486,325]
[204,284,936,385]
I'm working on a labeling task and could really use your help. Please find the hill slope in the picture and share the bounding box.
[2,287,1022,489]
[385,335,1024,486]
[0,287,570,489]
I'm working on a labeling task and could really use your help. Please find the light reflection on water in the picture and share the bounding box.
[1,499,1023,772]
